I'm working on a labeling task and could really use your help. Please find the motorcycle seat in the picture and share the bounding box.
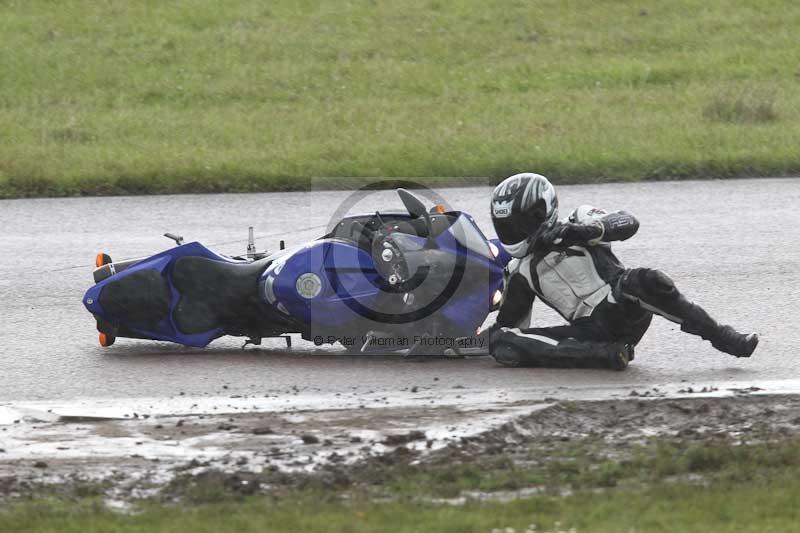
[99,269,171,330]
[171,256,268,335]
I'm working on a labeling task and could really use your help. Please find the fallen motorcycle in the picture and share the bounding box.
[83,189,510,354]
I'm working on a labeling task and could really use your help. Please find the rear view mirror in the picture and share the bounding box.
[397,188,427,218]
[396,188,435,248]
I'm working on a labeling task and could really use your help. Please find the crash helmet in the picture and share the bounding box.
[491,173,559,258]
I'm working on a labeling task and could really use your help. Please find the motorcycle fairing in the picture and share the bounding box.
[426,214,505,330]
[260,213,506,339]
[261,238,385,328]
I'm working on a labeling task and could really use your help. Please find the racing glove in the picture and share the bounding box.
[544,222,604,248]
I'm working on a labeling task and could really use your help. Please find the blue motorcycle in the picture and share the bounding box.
[83,189,511,355]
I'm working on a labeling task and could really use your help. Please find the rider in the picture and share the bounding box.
[484,172,759,370]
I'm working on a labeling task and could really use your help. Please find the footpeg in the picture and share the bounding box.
[242,337,262,349]
[164,232,184,246]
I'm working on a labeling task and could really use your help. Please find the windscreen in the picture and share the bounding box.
[446,214,494,259]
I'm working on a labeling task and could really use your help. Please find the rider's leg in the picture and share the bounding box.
[615,268,758,357]
[490,325,633,371]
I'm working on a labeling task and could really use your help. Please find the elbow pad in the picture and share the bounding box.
[594,211,639,243]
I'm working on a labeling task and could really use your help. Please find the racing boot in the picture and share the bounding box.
[676,302,758,358]
[707,326,759,358]
[491,343,527,367]
[608,343,634,370]
[492,332,633,371]
[618,268,759,358]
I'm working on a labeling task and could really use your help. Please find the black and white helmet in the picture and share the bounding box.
[491,173,559,258]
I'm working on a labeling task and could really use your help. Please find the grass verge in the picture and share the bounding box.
[4,435,800,532]
[1,0,800,197]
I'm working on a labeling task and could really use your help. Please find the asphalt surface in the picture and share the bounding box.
[0,178,797,404]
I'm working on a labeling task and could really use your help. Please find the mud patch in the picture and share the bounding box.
[2,394,800,504]
[0,402,541,502]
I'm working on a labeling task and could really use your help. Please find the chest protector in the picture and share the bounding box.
[518,247,611,321]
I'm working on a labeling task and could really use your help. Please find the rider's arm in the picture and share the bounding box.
[495,272,537,328]
[567,205,639,245]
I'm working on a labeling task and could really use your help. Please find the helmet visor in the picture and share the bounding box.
[493,215,530,246]
[493,199,548,246]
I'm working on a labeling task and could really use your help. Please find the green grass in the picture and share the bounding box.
[379,435,800,497]
[2,0,800,197]
[5,436,800,532]
[3,470,800,532]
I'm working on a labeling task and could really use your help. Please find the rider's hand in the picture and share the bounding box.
[476,323,501,347]
[549,222,603,248]
[532,223,565,256]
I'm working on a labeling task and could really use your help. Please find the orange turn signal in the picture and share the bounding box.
[434,204,446,214]
[99,332,111,347]
[95,253,105,268]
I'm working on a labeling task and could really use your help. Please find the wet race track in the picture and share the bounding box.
[1,178,798,409]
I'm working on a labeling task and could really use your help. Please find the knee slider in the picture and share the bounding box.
[641,269,677,298]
